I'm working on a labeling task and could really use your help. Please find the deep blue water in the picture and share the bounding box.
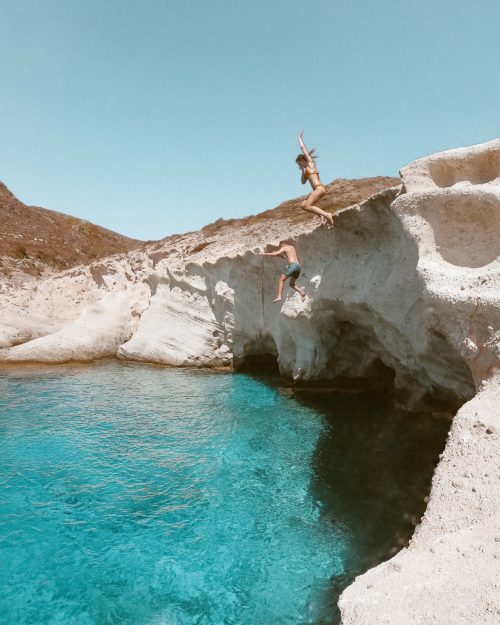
[0,362,451,625]
[0,363,349,625]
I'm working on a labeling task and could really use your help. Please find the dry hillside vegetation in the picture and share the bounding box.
[201,177,400,235]
[0,182,142,278]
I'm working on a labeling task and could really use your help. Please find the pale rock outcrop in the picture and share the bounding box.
[0,312,59,348]
[337,140,500,624]
[1,285,150,362]
[0,250,154,351]
[0,140,499,624]
[118,274,228,366]
[339,376,500,625]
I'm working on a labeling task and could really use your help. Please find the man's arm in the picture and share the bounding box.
[260,247,285,257]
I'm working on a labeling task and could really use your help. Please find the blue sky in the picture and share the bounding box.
[1,0,499,240]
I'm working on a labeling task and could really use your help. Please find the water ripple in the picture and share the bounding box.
[0,363,344,625]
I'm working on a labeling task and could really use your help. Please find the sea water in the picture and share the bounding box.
[0,362,449,625]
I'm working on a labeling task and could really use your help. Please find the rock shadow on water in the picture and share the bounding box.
[245,370,453,624]
[300,390,453,624]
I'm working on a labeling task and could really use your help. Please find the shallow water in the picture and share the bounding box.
[0,362,450,625]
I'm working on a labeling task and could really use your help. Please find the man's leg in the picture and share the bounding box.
[273,274,287,303]
[290,277,305,300]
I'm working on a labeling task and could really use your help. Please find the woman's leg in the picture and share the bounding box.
[300,188,333,226]
[273,274,287,303]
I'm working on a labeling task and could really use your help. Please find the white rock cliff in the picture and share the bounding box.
[1,141,499,624]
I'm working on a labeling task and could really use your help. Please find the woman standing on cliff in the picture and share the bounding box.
[296,131,333,226]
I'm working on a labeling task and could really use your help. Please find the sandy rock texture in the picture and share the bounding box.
[1,140,499,623]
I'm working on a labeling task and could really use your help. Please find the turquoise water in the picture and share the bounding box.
[0,363,349,625]
[0,362,451,625]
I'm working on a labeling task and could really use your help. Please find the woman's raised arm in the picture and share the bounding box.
[298,130,314,168]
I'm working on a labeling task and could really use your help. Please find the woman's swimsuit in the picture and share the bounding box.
[284,262,301,279]
[305,167,326,191]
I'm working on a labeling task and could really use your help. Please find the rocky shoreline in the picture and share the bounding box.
[1,141,499,624]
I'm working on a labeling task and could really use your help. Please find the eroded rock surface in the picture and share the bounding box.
[339,140,500,625]
[0,144,499,623]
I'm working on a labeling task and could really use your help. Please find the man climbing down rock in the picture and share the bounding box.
[260,243,306,303]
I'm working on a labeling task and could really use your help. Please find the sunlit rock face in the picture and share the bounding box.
[119,180,485,407]
[1,143,499,624]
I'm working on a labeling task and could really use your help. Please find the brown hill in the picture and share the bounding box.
[0,182,142,277]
